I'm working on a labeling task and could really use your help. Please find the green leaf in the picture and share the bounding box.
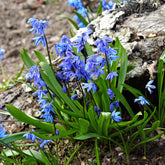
[74,133,100,140]
[84,42,94,56]
[66,143,84,165]
[88,107,98,132]
[0,132,26,144]
[87,6,95,20]
[40,149,51,165]
[23,149,45,164]
[0,154,22,165]
[74,10,89,26]
[131,131,164,151]
[98,112,111,136]
[95,139,100,165]
[32,128,77,140]
[6,104,54,133]
[97,1,102,16]
[127,65,136,73]
[115,37,128,93]
[1,150,19,157]
[79,118,89,134]
[145,121,160,136]
[20,48,35,68]
[112,87,134,117]
[34,50,48,63]
[59,15,79,30]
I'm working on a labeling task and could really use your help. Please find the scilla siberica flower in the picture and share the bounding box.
[27,18,50,35]
[111,110,122,122]
[0,124,8,139]
[31,36,46,47]
[145,80,156,94]
[40,101,55,123]
[67,0,83,8]
[107,88,115,99]
[73,29,93,53]
[94,106,101,118]
[82,82,97,94]
[27,18,50,47]
[23,130,52,150]
[106,72,118,80]
[55,35,73,57]
[85,55,106,78]
[134,96,150,106]
[0,48,6,61]
[25,65,46,89]
[98,0,114,11]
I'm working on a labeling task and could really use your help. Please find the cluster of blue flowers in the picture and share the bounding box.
[55,28,121,122]
[0,48,6,61]
[25,65,55,123]
[67,0,88,28]
[27,18,50,47]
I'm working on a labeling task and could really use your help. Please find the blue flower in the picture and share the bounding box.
[94,106,101,118]
[67,0,83,8]
[25,65,40,81]
[25,65,46,88]
[0,124,8,139]
[55,35,73,57]
[111,110,122,122]
[85,55,105,78]
[95,37,112,53]
[32,36,46,47]
[32,89,48,99]
[71,93,78,100]
[106,72,118,80]
[145,80,156,94]
[134,96,150,105]
[56,129,59,135]
[110,101,119,112]
[63,86,67,93]
[82,82,97,94]
[23,129,37,143]
[27,18,50,35]
[40,102,55,123]
[0,48,6,61]
[38,139,52,150]
[98,0,114,11]
[107,88,115,99]
[73,29,93,53]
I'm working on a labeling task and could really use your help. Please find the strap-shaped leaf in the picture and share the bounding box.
[74,10,89,26]
[115,37,128,93]
[6,104,54,133]
[0,132,26,144]
[34,50,48,63]
[59,15,79,30]
[20,48,35,68]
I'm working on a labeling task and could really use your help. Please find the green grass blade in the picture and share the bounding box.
[59,15,79,30]
[74,10,89,26]
[97,1,102,16]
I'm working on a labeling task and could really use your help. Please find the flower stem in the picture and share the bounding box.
[44,34,53,71]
